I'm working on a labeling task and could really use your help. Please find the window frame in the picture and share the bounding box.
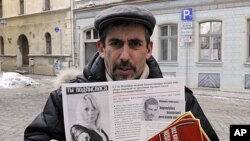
[0,0,2,18]
[199,20,222,62]
[19,0,24,15]
[83,28,99,65]
[159,24,178,62]
[44,0,51,11]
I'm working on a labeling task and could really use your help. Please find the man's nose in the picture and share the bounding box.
[119,45,130,61]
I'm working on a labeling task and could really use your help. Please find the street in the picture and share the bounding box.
[195,93,250,140]
[0,74,54,141]
[0,74,250,141]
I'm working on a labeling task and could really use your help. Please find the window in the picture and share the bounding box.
[0,36,4,55]
[84,28,98,64]
[159,24,178,61]
[45,32,52,54]
[44,0,50,11]
[245,74,250,89]
[199,21,222,61]
[19,0,24,15]
[0,0,2,18]
[248,19,250,61]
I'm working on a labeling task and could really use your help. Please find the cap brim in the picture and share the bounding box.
[98,17,153,36]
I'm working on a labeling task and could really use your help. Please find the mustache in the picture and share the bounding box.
[113,60,136,71]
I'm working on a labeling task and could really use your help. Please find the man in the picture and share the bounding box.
[24,5,219,141]
[144,98,159,121]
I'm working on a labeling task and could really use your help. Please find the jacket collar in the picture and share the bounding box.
[83,52,107,82]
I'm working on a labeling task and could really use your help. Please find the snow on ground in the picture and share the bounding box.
[0,72,39,88]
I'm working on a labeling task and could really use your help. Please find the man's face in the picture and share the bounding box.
[97,23,152,81]
[145,104,158,120]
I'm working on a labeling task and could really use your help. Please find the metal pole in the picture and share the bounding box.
[0,19,7,73]
[60,28,63,70]
[185,42,189,86]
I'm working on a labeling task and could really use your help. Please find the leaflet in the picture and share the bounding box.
[62,77,185,141]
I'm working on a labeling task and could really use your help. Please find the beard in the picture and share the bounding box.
[111,60,138,81]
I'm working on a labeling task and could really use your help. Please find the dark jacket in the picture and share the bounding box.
[24,53,219,141]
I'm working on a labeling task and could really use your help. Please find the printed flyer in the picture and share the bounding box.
[62,78,185,141]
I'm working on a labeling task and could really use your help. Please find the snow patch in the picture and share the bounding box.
[0,72,39,88]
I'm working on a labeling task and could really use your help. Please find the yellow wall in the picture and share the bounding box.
[3,0,70,17]
[3,0,20,17]
[0,0,72,75]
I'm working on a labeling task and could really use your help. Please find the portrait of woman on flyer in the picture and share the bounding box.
[70,94,109,141]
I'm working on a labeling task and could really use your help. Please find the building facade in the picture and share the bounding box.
[73,0,250,93]
[0,0,73,75]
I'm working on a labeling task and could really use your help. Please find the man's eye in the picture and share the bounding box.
[130,41,142,48]
[110,41,122,47]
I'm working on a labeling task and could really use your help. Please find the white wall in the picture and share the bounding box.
[153,5,250,92]
[74,0,250,92]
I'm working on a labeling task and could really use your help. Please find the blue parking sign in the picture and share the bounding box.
[181,8,192,21]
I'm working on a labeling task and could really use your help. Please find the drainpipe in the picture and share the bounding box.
[0,19,7,73]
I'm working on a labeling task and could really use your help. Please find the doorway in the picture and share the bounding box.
[17,35,29,66]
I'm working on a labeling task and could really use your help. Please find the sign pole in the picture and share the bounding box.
[54,26,62,73]
[181,8,193,86]
[60,28,62,69]
[186,42,189,86]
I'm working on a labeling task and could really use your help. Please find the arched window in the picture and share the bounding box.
[0,36,4,55]
[45,32,52,54]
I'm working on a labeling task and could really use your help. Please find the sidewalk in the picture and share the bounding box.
[0,73,249,141]
[192,88,250,100]
[192,88,250,141]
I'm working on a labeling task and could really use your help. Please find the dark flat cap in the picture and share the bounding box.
[94,5,156,36]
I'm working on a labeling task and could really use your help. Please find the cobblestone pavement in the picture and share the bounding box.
[194,89,250,141]
[0,74,250,141]
[0,74,55,141]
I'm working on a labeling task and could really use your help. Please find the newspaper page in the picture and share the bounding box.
[62,77,185,141]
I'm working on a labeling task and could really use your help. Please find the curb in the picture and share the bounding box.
[191,88,250,101]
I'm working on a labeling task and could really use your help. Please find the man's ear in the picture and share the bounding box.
[146,41,153,59]
[97,40,105,58]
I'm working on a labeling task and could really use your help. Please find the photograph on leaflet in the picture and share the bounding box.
[62,83,111,141]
